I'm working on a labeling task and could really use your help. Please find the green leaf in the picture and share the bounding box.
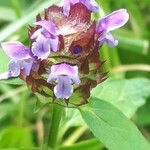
[61,108,84,127]
[0,6,17,21]
[0,78,25,85]
[58,108,85,142]
[0,126,34,148]
[136,98,150,126]
[116,34,149,55]
[91,78,150,118]
[80,98,150,150]
[59,138,103,150]
[0,148,40,150]
[0,103,17,122]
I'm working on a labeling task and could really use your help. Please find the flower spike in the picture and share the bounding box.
[0,1,129,105]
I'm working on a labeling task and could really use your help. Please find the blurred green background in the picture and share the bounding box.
[0,0,149,149]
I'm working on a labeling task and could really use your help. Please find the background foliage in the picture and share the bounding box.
[0,0,150,150]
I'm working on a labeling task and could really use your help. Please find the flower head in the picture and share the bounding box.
[0,0,129,105]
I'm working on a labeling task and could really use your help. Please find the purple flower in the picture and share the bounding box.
[97,9,129,47]
[61,0,99,16]
[0,1,129,103]
[0,41,33,79]
[31,20,59,60]
[47,63,80,99]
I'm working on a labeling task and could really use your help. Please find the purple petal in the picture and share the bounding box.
[50,63,79,76]
[50,36,59,52]
[54,76,73,99]
[105,33,118,47]
[31,29,42,40]
[81,0,99,12]
[71,75,80,84]
[62,0,70,16]
[31,29,53,40]
[0,58,33,80]
[41,29,51,38]
[61,0,99,16]
[71,0,79,4]
[32,61,40,72]
[47,63,80,84]
[1,41,30,60]
[47,74,57,83]
[61,0,78,16]
[97,9,129,32]
[48,63,80,84]
[20,59,33,76]
[98,33,118,47]
[34,20,59,35]
[32,34,51,60]
[8,60,20,77]
[47,63,80,99]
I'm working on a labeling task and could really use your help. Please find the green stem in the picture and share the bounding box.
[19,93,26,126]
[62,125,87,146]
[43,104,64,150]
[101,46,112,72]
[108,48,125,78]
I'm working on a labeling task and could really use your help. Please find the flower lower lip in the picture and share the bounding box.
[47,62,80,99]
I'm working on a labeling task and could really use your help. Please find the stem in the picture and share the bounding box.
[111,64,150,74]
[101,46,112,72]
[108,48,125,78]
[63,125,87,146]
[19,95,25,126]
[43,104,64,150]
